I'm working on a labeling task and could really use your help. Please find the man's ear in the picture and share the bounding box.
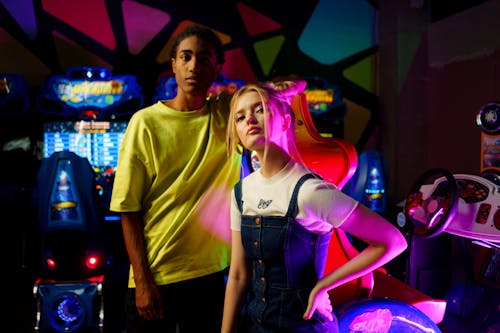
[171,58,176,74]
[214,64,223,80]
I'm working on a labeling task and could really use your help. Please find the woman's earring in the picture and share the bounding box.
[282,114,291,130]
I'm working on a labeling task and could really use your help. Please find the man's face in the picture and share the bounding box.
[171,36,220,97]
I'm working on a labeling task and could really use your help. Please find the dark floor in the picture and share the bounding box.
[438,284,500,333]
[6,204,499,333]
[10,264,499,333]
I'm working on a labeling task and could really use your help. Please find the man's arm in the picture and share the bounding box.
[121,211,164,320]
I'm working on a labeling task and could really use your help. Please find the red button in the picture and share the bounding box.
[495,209,500,230]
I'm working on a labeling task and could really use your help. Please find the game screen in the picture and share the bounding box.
[303,87,335,115]
[43,120,127,178]
[303,77,346,136]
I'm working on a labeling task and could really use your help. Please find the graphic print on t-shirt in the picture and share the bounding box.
[258,199,272,209]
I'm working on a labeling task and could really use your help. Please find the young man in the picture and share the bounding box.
[110,25,241,333]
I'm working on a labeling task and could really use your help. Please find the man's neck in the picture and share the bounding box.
[165,92,206,111]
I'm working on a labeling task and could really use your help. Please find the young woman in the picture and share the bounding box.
[221,81,408,332]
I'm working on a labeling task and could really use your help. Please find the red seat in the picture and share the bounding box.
[290,93,446,324]
[291,92,357,188]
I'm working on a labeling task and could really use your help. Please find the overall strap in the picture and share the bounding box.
[234,179,243,213]
[285,173,321,218]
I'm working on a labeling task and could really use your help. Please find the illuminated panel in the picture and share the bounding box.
[237,2,281,36]
[35,278,104,333]
[222,48,258,84]
[37,67,143,120]
[122,0,171,55]
[254,35,285,76]
[298,0,376,65]
[343,54,378,94]
[304,88,335,115]
[0,0,38,39]
[43,121,127,176]
[41,0,116,49]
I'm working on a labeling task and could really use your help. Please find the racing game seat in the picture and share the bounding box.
[290,92,446,324]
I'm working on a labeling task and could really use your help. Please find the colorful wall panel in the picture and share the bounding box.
[0,0,380,151]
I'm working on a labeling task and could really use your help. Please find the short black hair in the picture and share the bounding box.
[169,25,225,65]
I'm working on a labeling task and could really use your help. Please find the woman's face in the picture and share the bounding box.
[234,90,283,152]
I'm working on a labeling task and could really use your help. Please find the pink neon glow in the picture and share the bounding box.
[122,0,171,55]
[86,256,99,269]
[349,308,393,333]
[41,0,116,49]
[236,2,281,36]
[196,185,233,244]
[46,258,56,269]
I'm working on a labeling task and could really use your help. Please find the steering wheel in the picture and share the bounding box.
[403,168,459,238]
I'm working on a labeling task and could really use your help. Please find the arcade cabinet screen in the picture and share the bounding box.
[303,88,334,115]
[303,82,345,137]
[43,120,127,177]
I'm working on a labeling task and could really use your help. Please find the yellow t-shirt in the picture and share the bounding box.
[110,95,241,287]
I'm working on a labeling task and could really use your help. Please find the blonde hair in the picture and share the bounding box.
[226,83,300,160]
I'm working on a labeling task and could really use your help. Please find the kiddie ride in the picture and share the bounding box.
[33,67,143,333]
[391,102,500,332]
[400,169,500,331]
[402,168,500,246]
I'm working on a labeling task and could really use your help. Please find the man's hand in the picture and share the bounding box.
[135,281,164,320]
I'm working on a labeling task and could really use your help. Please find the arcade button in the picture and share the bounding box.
[494,208,500,231]
[480,170,500,186]
[477,101,500,134]
[476,203,491,225]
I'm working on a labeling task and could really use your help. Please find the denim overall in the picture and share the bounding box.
[235,174,339,333]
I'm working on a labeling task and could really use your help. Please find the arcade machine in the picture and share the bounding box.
[302,76,346,138]
[33,66,143,333]
[340,149,405,283]
[395,101,500,332]
[342,150,388,217]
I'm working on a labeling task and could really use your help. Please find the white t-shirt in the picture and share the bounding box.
[230,159,359,234]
